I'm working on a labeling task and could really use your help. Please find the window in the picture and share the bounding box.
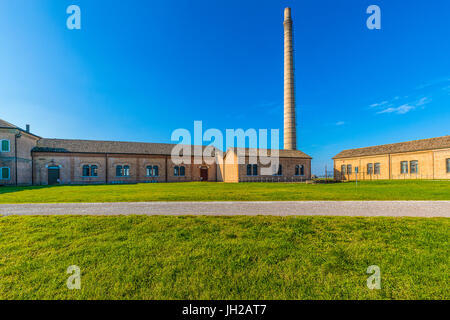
[447,159,450,173]
[247,164,258,176]
[91,165,98,177]
[247,164,252,176]
[410,161,418,174]
[341,165,346,174]
[355,166,359,174]
[347,165,352,174]
[174,166,185,176]
[147,165,159,177]
[123,165,130,177]
[273,164,282,176]
[0,167,10,180]
[367,163,373,175]
[401,161,408,174]
[374,163,381,175]
[116,165,123,177]
[82,165,90,177]
[82,165,98,177]
[1,140,10,152]
[295,165,305,176]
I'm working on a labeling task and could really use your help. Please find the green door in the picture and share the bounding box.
[48,167,60,185]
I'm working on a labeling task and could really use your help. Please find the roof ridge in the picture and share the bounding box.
[340,135,450,153]
[0,118,19,129]
[334,135,450,159]
[39,138,181,146]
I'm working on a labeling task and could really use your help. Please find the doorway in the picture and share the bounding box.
[200,167,208,181]
[48,166,60,185]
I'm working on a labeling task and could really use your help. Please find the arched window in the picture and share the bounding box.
[153,166,159,177]
[252,164,258,176]
[246,164,252,176]
[116,165,123,177]
[295,165,304,176]
[374,163,381,175]
[146,166,152,176]
[180,166,185,177]
[410,161,418,174]
[1,140,10,152]
[123,165,130,177]
[174,166,179,176]
[91,165,98,177]
[368,163,374,175]
[82,165,90,177]
[0,167,10,180]
[273,164,282,176]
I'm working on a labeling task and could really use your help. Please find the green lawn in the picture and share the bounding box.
[0,216,448,299]
[1,180,450,203]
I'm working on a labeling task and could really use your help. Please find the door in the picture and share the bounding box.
[48,167,60,185]
[200,168,208,181]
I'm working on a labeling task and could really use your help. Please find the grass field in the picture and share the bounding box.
[0,215,448,300]
[1,180,450,203]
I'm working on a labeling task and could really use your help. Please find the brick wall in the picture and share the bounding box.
[433,148,450,179]
[0,128,38,185]
[236,156,311,182]
[334,148,450,180]
[334,155,390,181]
[32,152,218,185]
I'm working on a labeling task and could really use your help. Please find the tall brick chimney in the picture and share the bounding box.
[283,7,297,150]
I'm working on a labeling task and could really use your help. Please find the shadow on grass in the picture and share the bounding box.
[0,184,116,196]
[0,183,134,196]
[0,185,67,195]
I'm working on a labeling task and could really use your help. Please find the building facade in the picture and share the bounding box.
[333,136,450,181]
[0,120,40,186]
[0,119,312,186]
[219,148,312,183]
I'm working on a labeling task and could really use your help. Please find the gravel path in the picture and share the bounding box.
[1,201,449,217]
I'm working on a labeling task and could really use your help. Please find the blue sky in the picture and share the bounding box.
[1,0,449,174]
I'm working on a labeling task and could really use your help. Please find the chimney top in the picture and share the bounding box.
[26,124,30,133]
[284,7,291,20]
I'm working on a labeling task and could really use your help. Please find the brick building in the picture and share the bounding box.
[333,136,450,181]
[220,148,311,183]
[0,119,312,186]
[0,119,40,186]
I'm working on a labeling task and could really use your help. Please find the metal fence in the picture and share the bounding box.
[335,170,438,181]
[240,176,309,183]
